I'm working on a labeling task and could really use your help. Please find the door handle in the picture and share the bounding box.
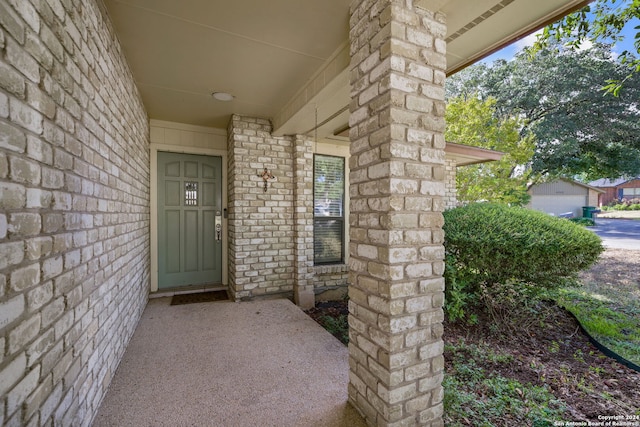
[215,210,222,241]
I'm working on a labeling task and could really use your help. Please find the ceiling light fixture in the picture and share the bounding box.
[211,91,234,101]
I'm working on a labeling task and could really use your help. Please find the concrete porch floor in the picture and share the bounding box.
[93,297,366,427]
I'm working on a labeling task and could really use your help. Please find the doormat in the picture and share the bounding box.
[170,290,229,306]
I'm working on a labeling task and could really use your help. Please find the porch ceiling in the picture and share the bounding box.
[102,0,590,135]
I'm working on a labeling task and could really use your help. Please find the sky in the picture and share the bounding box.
[481,5,639,64]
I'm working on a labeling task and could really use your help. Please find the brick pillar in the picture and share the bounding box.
[444,158,457,209]
[293,135,315,308]
[348,1,447,426]
[227,115,296,301]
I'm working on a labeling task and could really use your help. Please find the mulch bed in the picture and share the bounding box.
[305,248,640,422]
[444,303,640,422]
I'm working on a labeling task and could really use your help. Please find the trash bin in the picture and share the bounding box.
[582,206,597,218]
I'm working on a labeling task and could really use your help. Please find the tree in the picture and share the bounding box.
[445,95,535,205]
[447,43,640,180]
[533,0,640,95]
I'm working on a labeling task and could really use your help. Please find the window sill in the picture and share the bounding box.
[314,264,349,275]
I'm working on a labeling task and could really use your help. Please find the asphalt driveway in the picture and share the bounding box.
[590,218,640,249]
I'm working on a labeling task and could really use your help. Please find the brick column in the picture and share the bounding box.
[293,135,315,308]
[348,1,447,426]
[444,158,457,209]
[227,115,296,301]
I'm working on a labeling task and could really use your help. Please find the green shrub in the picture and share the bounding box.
[568,217,596,226]
[443,203,603,321]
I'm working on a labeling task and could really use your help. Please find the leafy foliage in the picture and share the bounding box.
[533,0,640,95]
[445,96,535,205]
[443,203,604,321]
[602,197,640,210]
[447,43,640,180]
[318,314,349,344]
[568,217,597,226]
[444,203,604,289]
[444,340,566,427]
[557,286,640,366]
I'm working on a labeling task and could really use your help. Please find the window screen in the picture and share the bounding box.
[314,155,345,264]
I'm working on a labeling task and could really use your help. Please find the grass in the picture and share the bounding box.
[318,314,349,344]
[443,340,565,427]
[556,282,640,366]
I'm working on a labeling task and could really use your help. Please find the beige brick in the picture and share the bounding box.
[390,315,417,333]
[9,314,42,354]
[0,0,25,43]
[405,361,430,382]
[26,82,56,119]
[0,61,26,98]
[8,212,42,237]
[419,403,443,424]
[0,213,6,239]
[41,297,64,328]
[43,256,63,280]
[26,236,53,261]
[406,94,433,113]
[7,0,40,32]
[10,98,44,134]
[0,120,27,153]
[419,340,444,361]
[41,166,65,189]
[27,280,54,312]
[388,348,418,370]
[10,262,40,292]
[0,295,25,331]
[26,188,52,209]
[0,241,25,270]
[24,373,53,420]
[387,382,417,404]
[0,153,7,181]
[10,155,41,185]
[7,365,41,417]
[40,23,64,62]
[42,213,64,233]
[27,327,55,367]
[0,353,27,396]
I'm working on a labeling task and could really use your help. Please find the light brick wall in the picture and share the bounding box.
[0,0,150,425]
[444,158,457,209]
[227,115,296,300]
[349,0,446,425]
[313,264,349,300]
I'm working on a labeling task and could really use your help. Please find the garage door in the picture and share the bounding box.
[530,195,587,217]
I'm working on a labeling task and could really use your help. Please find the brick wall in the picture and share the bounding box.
[444,158,457,209]
[0,0,150,425]
[227,115,296,300]
[313,264,349,300]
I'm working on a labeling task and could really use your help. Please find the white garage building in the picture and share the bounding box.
[528,179,604,217]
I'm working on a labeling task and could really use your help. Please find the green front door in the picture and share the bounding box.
[158,152,223,289]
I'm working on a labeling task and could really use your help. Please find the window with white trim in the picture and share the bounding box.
[313,154,345,265]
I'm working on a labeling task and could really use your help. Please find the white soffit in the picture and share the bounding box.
[418,0,593,75]
[103,0,590,133]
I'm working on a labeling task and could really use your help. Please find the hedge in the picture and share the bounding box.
[443,203,603,291]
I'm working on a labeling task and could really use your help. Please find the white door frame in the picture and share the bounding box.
[150,143,228,293]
